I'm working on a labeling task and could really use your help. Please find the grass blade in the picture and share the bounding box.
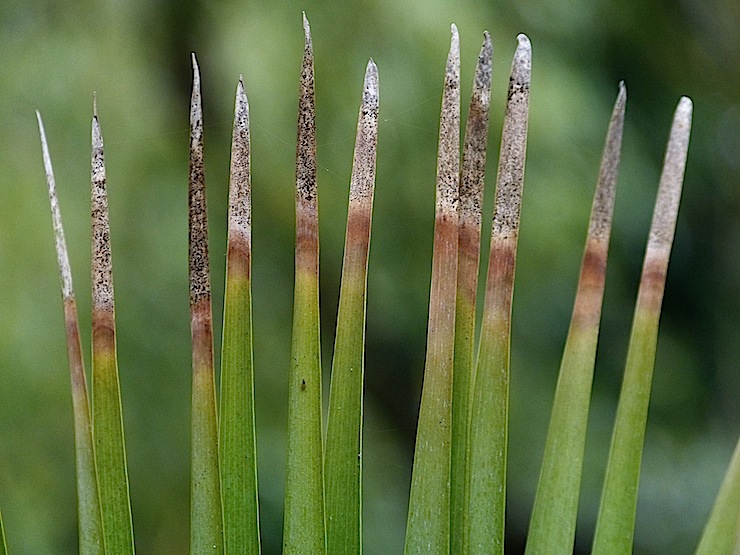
[0,508,5,555]
[219,77,260,555]
[466,34,531,555]
[90,100,135,553]
[188,54,224,555]
[38,111,105,555]
[524,83,626,555]
[404,24,460,555]
[283,14,326,555]
[324,59,379,555]
[695,435,740,555]
[592,96,693,554]
[450,31,492,555]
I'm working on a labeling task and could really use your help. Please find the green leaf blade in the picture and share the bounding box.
[325,58,379,555]
[466,34,531,555]
[450,31,492,555]
[283,15,326,555]
[219,77,260,555]
[38,111,104,555]
[592,96,692,555]
[90,102,135,554]
[525,83,625,555]
[188,54,224,555]
[695,435,740,555]
[405,24,460,555]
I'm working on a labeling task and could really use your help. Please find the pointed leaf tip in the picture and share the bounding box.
[303,12,312,48]
[37,111,75,300]
[363,59,379,110]
[450,23,460,55]
[512,34,532,86]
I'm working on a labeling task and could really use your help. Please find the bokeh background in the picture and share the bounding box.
[1,0,738,553]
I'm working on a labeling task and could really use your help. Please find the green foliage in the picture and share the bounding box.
[7,10,738,555]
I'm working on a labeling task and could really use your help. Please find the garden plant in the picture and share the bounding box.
[2,12,738,555]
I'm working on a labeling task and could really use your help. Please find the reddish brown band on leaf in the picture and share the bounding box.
[191,298,216,372]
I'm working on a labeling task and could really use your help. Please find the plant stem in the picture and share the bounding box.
[188,54,224,555]
[90,99,135,554]
[283,14,326,555]
[219,76,260,555]
[450,31,492,555]
[466,34,531,555]
[525,83,626,555]
[38,111,104,555]
[405,24,460,555]
[592,96,692,555]
[324,58,379,555]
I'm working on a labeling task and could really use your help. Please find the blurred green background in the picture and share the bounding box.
[1,0,738,553]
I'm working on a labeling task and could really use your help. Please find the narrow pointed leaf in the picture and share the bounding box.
[466,34,531,555]
[0,508,7,555]
[90,100,135,554]
[405,24,460,555]
[450,32,492,555]
[283,14,326,555]
[695,435,740,555]
[592,96,693,555]
[324,58,379,555]
[188,54,224,555]
[525,83,626,555]
[219,77,260,555]
[38,111,105,555]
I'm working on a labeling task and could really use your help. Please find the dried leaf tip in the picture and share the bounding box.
[302,12,312,51]
[648,96,693,249]
[37,111,74,299]
[363,59,379,112]
[448,24,460,73]
[91,103,113,313]
[474,32,493,98]
[190,53,202,133]
[588,82,627,241]
[512,34,532,87]
[188,51,210,306]
[450,23,460,51]
[228,73,251,240]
